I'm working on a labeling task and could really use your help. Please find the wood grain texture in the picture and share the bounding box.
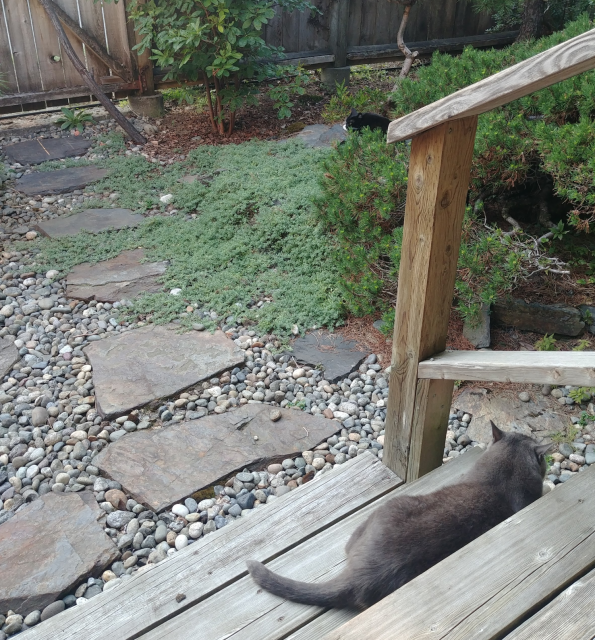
[388,28,595,143]
[139,450,483,640]
[19,453,400,640]
[504,566,595,640]
[3,0,43,93]
[418,350,595,386]
[0,0,20,93]
[384,116,478,482]
[325,464,595,640]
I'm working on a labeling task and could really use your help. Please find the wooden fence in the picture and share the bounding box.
[0,0,498,112]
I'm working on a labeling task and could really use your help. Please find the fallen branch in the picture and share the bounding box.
[503,215,521,236]
[37,0,146,145]
[49,0,133,83]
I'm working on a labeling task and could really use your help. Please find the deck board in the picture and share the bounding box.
[504,566,595,640]
[140,449,482,639]
[20,452,400,640]
[324,464,595,640]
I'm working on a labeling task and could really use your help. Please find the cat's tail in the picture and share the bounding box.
[247,560,354,609]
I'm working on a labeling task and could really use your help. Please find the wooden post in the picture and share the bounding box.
[329,0,349,67]
[383,116,478,482]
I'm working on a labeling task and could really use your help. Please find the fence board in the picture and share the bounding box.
[0,0,20,93]
[101,0,132,75]
[3,0,43,93]
[53,0,92,88]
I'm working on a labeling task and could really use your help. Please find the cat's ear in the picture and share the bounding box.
[490,421,504,443]
[535,442,552,457]
[350,108,358,116]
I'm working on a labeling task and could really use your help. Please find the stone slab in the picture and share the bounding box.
[66,249,167,302]
[287,330,367,383]
[3,137,92,165]
[0,492,118,614]
[455,387,566,445]
[15,166,108,196]
[463,303,491,348]
[0,337,19,378]
[95,404,340,511]
[35,208,143,238]
[493,299,585,336]
[84,324,244,419]
[289,124,347,148]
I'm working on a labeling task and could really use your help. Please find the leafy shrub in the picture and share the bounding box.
[391,15,595,230]
[55,107,94,134]
[535,333,558,350]
[322,81,388,124]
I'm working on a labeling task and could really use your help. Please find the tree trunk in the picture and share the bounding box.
[517,0,545,41]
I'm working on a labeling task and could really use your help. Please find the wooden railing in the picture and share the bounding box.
[383,28,595,483]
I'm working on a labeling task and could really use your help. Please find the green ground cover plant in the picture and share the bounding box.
[34,141,343,336]
[391,15,595,231]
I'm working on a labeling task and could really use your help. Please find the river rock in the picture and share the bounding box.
[492,299,585,336]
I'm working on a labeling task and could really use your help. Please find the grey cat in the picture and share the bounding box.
[247,422,549,610]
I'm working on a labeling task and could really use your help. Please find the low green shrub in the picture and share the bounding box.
[322,81,387,124]
[391,15,595,231]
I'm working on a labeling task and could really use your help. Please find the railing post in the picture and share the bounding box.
[383,116,478,482]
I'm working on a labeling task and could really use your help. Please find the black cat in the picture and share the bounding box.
[344,108,391,134]
[247,422,549,610]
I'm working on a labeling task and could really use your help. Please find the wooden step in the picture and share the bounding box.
[418,350,595,386]
[504,565,595,640]
[324,464,595,640]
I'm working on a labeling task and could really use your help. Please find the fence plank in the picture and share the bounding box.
[54,0,90,87]
[387,28,595,143]
[347,0,363,48]
[0,0,20,93]
[75,0,111,79]
[384,116,478,483]
[3,0,43,93]
[101,0,132,74]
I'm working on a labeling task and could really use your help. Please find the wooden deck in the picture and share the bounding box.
[20,449,595,639]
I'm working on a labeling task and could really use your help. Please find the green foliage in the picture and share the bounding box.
[551,423,579,445]
[161,85,208,110]
[568,387,594,403]
[314,129,547,325]
[35,141,343,336]
[322,81,387,124]
[573,339,592,351]
[391,15,595,231]
[55,107,94,134]
[268,69,309,119]
[535,333,558,350]
[314,128,408,314]
[578,410,593,427]
[122,0,315,134]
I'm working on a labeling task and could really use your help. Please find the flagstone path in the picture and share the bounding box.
[96,405,339,512]
[287,330,367,383]
[84,325,245,419]
[4,138,92,165]
[35,208,143,238]
[15,166,108,196]
[0,492,118,614]
[0,337,19,379]
[66,249,167,302]
[287,124,347,148]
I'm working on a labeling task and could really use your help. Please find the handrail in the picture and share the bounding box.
[387,28,595,143]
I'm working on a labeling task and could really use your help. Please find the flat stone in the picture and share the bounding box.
[4,138,92,165]
[493,299,585,337]
[84,324,244,419]
[457,387,566,445]
[0,337,19,378]
[66,249,167,302]
[286,330,367,383]
[35,208,143,239]
[95,404,340,511]
[463,303,491,348]
[0,492,118,614]
[290,124,347,148]
[15,166,109,196]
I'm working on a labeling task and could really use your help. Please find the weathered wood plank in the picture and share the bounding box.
[53,0,92,87]
[346,32,519,61]
[286,610,357,640]
[384,116,478,483]
[325,465,595,640]
[101,0,132,74]
[139,449,483,640]
[387,28,595,143]
[504,566,595,640]
[20,453,400,640]
[0,81,136,108]
[3,0,43,93]
[27,0,67,91]
[418,350,595,386]
[0,0,20,93]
